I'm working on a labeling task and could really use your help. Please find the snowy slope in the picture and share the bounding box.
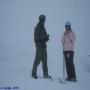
[0,0,90,90]
[0,54,90,90]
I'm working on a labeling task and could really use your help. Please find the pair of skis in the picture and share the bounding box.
[49,77,67,84]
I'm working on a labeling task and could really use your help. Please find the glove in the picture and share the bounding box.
[47,34,49,38]
[44,34,49,42]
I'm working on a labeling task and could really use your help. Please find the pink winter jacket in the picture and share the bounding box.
[61,30,76,51]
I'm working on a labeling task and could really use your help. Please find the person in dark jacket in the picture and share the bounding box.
[32,15,51,79]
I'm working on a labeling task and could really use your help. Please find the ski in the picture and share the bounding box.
[31,76,77,84]
[50,77,78,84]
[49,77,68,84]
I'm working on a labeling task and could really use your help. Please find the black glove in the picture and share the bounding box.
[47,34,50,40]
[44,34,49,42]
[47,34,49,38]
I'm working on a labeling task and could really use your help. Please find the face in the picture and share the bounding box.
[39,15,46,23]
[65,25,71,31]
[40,19,46,25]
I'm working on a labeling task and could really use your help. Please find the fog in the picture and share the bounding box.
[0,0,90,90]
[0,0,90,64]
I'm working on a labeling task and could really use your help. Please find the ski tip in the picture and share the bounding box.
[59,80,67,84]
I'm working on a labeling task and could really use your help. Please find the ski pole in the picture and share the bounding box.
[63,54,66,81]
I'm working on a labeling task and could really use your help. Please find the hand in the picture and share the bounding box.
[47,34,49,38]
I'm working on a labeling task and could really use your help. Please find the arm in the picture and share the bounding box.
[34,26,49,42]
[68,31,76,43]
[43,30,49,42]
[61,33,65,45]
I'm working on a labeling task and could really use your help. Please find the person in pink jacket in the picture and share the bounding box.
[61,21,76,81]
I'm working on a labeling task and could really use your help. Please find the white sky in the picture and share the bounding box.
[0,0,90,60]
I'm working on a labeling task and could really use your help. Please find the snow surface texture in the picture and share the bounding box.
[0,0,90,90]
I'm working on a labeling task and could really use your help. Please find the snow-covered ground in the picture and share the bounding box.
[0,53,90,90]
[0,0,90,90]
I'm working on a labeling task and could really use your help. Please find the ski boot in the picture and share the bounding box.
[43,75,52,79]
[31,74,38,79]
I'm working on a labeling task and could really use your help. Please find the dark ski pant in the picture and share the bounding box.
[63,51,76,80]
[32,47,48,76]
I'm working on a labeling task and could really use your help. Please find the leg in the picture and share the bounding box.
[32,47,41,76]
[63,51,71,80]
[41,47,48,77]
[69,51,76,80]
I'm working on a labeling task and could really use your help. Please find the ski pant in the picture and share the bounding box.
[63,51,76,80]
[32,47,48,76]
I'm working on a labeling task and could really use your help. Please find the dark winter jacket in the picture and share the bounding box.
[34,22,49,48]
